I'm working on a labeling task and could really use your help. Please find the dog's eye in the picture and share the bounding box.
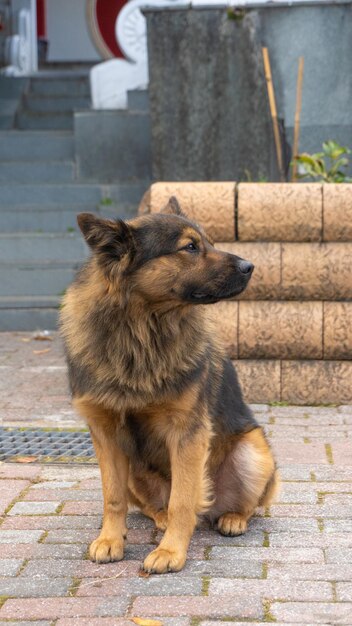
[185,242,197,252]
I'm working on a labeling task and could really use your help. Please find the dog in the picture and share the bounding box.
[60,196,279,574]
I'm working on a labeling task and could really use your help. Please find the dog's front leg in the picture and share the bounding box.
[74,398,129,563]
[143,427,210,574]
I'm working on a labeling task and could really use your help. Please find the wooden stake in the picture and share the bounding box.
[291,56,304,182]
[262,47,285,182]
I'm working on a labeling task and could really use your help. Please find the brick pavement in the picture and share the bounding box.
[0,331,352,624]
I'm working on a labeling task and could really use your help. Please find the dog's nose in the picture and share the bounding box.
[239,260,254,275]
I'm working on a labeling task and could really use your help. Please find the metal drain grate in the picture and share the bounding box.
[0,427,96,463]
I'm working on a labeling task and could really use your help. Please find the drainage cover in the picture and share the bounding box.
[0,427,96,463]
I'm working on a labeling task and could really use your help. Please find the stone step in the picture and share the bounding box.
[0,263,79,297]
[127,89,149,112]
[0,181,149,207]
[0,297,59,331]
[24,94,91,113]
[0,203,138,232]
[0,131,74,161]
[0,233,88,263]
[30,76,90,97]
[0,161,75,184]
[16,110,73,131]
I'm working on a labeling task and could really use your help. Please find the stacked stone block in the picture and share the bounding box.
[139,182,352,405]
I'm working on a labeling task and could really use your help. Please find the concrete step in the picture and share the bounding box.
[0,203,139,232]
[0,131,74,161]
[0,99,18,129]
[24,94,91,113]
[16,110,73,130]
[127,89,149,112]
[0,181,149,207]
[0,234,88,263]
[0,76,29,98]
[0,297,59,331]
[0,161,75,184]
[0,263,78,297]
[30,76,90,97]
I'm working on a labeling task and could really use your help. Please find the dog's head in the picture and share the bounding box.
[77,197,253,307]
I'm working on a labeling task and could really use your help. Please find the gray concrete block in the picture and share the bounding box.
[127,89,149,112]
[0,202,138,233]
[0,76,29,99]
[16,110,73,131]
[146,9,277,181]
[30,76,90,98]
[0,161,75,183]
[0,182,149,207]
[0,265,79,297]
[0,307,59,331]
[24,95,91,113]
[75,110,151,182]
[0,233,88,263]
[0,131,74,161]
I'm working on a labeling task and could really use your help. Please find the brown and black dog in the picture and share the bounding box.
[60,197,279,574]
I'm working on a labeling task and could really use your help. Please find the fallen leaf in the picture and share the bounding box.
[33,348,51,355]
[32,331,53,341]
[132,619,162,626]
[16,456,38,463]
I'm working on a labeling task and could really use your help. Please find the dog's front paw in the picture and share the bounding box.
[89,535,125,563]
[143,547,186,574]
[217,513,248,536]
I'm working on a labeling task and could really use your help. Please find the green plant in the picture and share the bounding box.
[293,140,352,182]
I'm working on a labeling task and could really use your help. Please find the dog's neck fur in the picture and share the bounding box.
[61,261,218,408]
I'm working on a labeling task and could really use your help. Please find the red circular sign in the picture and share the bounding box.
[87,0,128,59]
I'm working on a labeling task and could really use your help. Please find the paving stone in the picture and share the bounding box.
[31,481,78,489]
[131,595,262,618]
[271,441,329,464]
[0,577,72,597]
[336,582,352,601]
[0,596,130,620]
[210,547,324,563]
[267,563,352,581]
[0,529,43,543]
[271,601,352,623]
[275,484,317,504]
[23,489,102,502]
[0,558,23,576]
[21,559,83,578]
[0,464,42,479]
[326,547,352,564]
[61,502,105,515]
[44,529,97,544]
[1,514,102,530]
[270,531,352,547]
[0,622,52,626]
[330,442,352,465]
[0,479,30,515]
[250,518,318,533]
[0,542,87,560]
[183,529,265,547]
[74,560,142,579]
[8,501,61,515]
[208,578,332,601]
[56,620,141,626]
[76,576,202,597]
[269,504,350,518]
[324,519,352,533]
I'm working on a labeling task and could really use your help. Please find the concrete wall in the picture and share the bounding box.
[146,3,352,181]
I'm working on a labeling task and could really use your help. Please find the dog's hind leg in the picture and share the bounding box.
[74,397,129,562]
[211,428,280,536]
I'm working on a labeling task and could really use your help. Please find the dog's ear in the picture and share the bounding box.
[77,213,134,264]
[161,196,186,217]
